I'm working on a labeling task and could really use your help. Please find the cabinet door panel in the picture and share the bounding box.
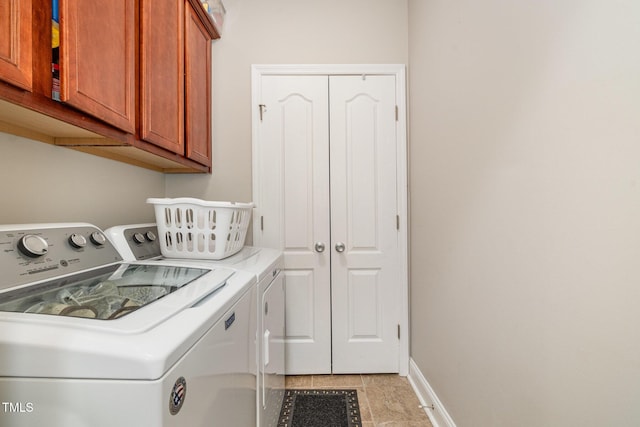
[140,0,184,155]
[0,0,32,91]
[185,1,212,166]
[60,0,135,133]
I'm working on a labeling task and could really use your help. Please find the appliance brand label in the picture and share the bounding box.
[169,377,187,415]
[225,312,235,330]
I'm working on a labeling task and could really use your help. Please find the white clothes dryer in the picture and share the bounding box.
[105,223,285,427]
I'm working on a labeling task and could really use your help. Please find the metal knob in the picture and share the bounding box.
[90,231,107,246]
[132,232,146,244]
[68,233,87,249]
[17,234,49,258]
[335,242,346,253]
[314,242,325,253]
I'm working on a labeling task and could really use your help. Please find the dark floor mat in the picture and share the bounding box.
[277,389,362,427]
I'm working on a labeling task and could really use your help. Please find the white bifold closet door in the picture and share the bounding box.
[255,73,400,374]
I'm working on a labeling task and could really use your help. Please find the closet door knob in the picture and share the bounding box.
[335,242,346,253]
[314,242,326,253]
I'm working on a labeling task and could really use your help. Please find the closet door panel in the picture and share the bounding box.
[256,75,331,374]
[254,70,405,375]
[329,75,400,373]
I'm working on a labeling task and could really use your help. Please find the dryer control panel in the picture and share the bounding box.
[106,224,162,261]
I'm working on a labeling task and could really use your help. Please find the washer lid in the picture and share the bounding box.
[0,263,213,321]
[0,266,255,380]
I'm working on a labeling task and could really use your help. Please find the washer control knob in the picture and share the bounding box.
[68,233,87,249]
[90,231,107,246]
[132,232,146,244]
[145,231,157,242]
[17,235,49,258]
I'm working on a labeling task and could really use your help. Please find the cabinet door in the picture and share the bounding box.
[0,0,32,91]
[184,1,212,166]
[60,0,135,133]
[140,0,184,155]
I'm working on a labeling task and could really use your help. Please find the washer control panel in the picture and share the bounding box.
[0,224,123,291]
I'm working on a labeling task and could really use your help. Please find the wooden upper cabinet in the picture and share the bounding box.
[0,0,33,91]
[185,1,212,167]
[59,0,135,133]
[0,0,217,173]
[140,0,185,155]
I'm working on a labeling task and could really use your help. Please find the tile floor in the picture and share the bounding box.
[285,374,433,427]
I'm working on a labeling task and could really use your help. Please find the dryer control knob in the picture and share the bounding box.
[145,231,157,242]
[17,234,49,258]
[132,232,146,244]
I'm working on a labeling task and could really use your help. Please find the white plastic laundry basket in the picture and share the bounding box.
[147,197,253,260]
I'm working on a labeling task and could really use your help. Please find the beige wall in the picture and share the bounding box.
[0,133,163,228]
[165,0,409,202]
[408,1,640,425]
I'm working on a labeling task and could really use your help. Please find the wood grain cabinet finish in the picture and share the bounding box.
[185,0,212,166]
[0,0,32,91]
[141,0,215,167]
[60,0,136,133]
[0,0,218,173]
[140,0,185,155]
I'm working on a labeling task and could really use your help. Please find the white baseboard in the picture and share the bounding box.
[407,358,457,427]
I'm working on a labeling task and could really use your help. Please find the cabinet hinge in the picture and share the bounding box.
[261,216,264,231]
[396,215,400,230]
[259,104,267,121]
[397,324,401,339]
[395,105,399,121]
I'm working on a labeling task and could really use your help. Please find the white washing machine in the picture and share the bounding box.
[105,223,285,427]
[0,223,257,427]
